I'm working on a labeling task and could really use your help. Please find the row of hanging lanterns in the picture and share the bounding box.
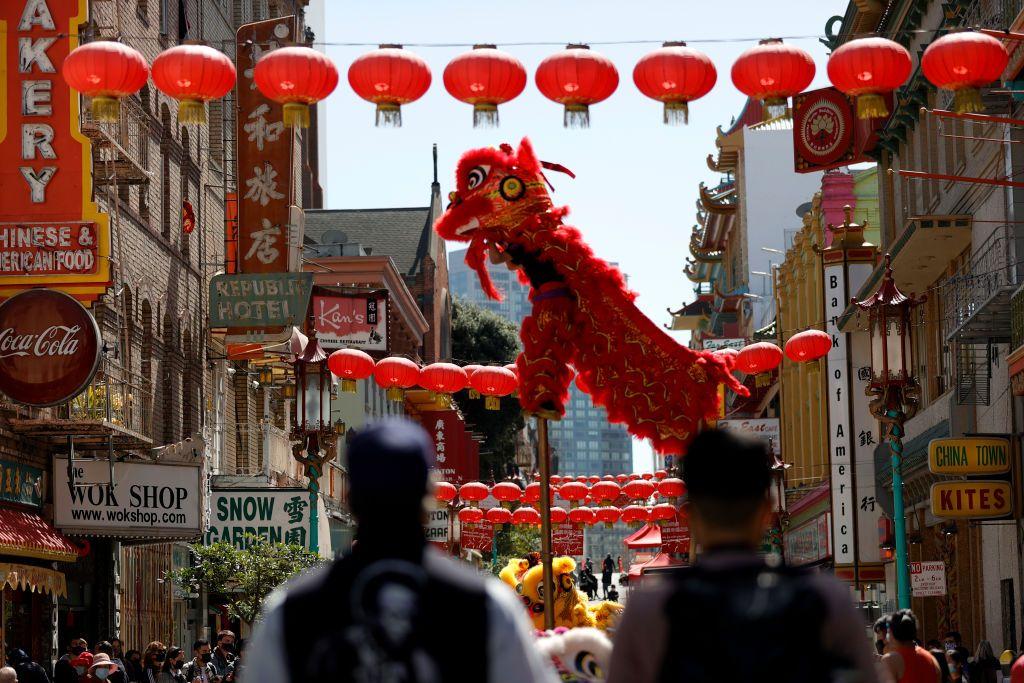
[326,349,520,408]
[436,477,685,507]
[712,329,832,377]
[60,30,1009,131]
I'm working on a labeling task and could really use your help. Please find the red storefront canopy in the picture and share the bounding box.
[628,552,686,578]
[623,523,661,549]
[0,509,78,563]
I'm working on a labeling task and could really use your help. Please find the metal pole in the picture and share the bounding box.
[887,406,912,609]
[306,436,320,556]
[537,416,555,631]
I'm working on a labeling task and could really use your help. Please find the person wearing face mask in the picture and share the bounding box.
[140,644,166,683]
[122,652,142,683]
[70,654,93,682]
[92,643,125,683]
[179,641,215,683]
[54,640,89,683]
[86,655,117,683]
[209,633,233,682]
[156,648,184,683]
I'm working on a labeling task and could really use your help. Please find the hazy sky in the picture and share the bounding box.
[320,0,848,470]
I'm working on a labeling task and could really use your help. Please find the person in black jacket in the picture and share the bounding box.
[53,639,88,683]
[6,648,51,683]
[245,419,556,683]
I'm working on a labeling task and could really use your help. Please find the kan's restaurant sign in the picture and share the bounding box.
[313,293,388,352]
[0,288,100,406]
[0,0,112,304]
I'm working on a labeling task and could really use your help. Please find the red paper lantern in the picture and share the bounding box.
[151,44,236,125]
[550,506,569,524]
[559,481,589,508]
[731,39,815,119]
[328,349,375,392]
[374,357,420,401]
[827,37,911,119]
[63,40,149,122]
[254,46,339,128]
[658,478,686,504]
[569,506,596,527]
[587,475,601,484]
[420,362,468,404]
[650,503,678,527]
[535,44,619,128]
[549,475,562,485]
[444,44,527,127]
[628,473,640,481]
[654,470,668,480]
[623,480,656,501]
[602,475,615,481]
[595,506,620,529]
[434,481,457,503]
[922,31,1009,114]
[463,364,484,398]
[615,474,629,484]
[633,41,717,124]
[459,481,489,506]
[348,44,431,127]
[591,480,621,504]
[492,481,522,508]
[470,366,518,410]
[458,507,484,526]
[512,506,541,526]
[785,329,832,363]
[736,342,783,375]
[641,472,654,481]
[521,483,541,504]
[485,507,513,527]
[621,504,649,528]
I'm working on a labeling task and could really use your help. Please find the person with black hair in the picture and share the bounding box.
[156,647,184,683]
[948,647,970,682]
[929,649,953,683]
[179,641,214,683]
[5,649,50,683]
[607,428,882,683]
[882,609,941,682]
[875,617,891,657]
[244,419,557,683]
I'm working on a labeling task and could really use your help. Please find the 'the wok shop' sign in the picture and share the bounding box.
[53,458,204,540]
[0,288,100,406]
[313,294,388,351]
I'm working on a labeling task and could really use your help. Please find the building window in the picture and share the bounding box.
[141,300,153,383]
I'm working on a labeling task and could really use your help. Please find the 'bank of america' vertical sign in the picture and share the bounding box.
[824,262,854,564]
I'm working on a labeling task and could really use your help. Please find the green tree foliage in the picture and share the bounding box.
[167,536,324,625]
[493,524,541,577]
[451,298,525,479]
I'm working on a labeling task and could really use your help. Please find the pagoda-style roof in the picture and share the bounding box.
[689,232,724,263]
[698,182,736,215]
[753,318,778,342]
[709,97,764,172]
[665,297,712,332]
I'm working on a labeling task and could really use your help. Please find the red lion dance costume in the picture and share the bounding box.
[434,138,747,454]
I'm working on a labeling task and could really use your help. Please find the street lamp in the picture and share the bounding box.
[290,331,337,555]
[852,254,924,609]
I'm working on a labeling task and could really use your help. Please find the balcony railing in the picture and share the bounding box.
[58,359,154,438]
[81,95,153,187]
[947,224,1018,344]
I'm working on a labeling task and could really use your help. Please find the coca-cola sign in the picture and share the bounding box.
[0,289,100,406]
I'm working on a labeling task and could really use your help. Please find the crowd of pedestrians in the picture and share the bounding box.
[3,631,243,683]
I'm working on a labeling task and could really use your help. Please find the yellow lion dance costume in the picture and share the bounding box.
[500,556,623,631]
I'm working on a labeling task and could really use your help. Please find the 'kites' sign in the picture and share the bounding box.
[0,0,112,304]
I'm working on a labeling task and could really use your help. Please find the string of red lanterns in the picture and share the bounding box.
[61,30,1010,131]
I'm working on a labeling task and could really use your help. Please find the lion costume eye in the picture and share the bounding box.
[575,652,603,679]
[467,165,490,189]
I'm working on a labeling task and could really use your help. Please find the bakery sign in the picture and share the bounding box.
[0,288,100,406]
[313,293,388,351]
[0,0,112,304]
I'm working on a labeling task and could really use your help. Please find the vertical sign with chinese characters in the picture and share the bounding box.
[236,17,297,274]
[850,295,881,566]
[0,0,112,304]
[824,259,855,565]
[420,410,479,486]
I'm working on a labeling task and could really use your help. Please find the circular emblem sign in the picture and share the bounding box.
[794,89,853,167]
[0,289,101,407]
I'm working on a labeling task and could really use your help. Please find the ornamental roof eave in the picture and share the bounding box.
[698,182,737,215]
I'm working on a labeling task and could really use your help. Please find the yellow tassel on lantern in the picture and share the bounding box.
[91,96,120,122]
[468,389,481,399]
[179,99,207,125]
[856,93,890,120]
[663,101,689,125]
[953,88,984,114]
[484,395,500,410]
[386,387,403,402]
[283,102,311,128]
[761,96,787,121]
[376,102,402,127]
[341,379,357,393]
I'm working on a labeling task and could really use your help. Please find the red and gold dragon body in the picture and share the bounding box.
[434,138,747,454]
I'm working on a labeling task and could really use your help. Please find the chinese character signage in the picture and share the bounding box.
[207,488,316,550]
[792,87,891,174]
[420,410,479,486]
[552,522,583,556]
[460,520,493,552]
[54,458,204,540]
[236,17,298,275]
[0,0,112,304]
[0,458,44,508]
[313,294,388,351]
[209,272,313,328]
[661,518,690,555]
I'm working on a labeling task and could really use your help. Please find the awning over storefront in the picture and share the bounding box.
[0,509,78,563]
[627,552,686,578]
[0,562,68,597]
[623,523,661,549]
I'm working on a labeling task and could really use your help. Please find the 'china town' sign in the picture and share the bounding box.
[0,288,99,406]
[0,0,112,304]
